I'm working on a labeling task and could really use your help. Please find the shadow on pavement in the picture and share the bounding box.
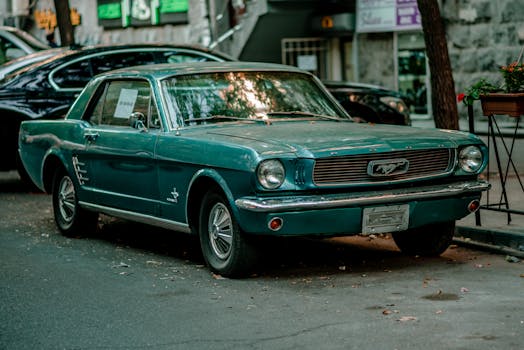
[0,170,42,193]
[85,215,472,279]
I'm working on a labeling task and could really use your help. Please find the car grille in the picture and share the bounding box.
[313,148,455,186]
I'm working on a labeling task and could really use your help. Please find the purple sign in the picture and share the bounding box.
[356,0,421,32]
[396,0,421,27]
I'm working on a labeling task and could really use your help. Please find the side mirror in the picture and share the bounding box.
[129,112,148,132]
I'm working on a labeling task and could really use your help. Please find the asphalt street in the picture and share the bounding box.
[1,171,523,350]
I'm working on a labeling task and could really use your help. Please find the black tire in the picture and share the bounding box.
[198,190,257,277]
[52,169,98,237]
[392,221,455,256]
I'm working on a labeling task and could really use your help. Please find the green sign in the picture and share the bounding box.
[97,0,188,28]
[160,0,188,13]
[98,3,122,19]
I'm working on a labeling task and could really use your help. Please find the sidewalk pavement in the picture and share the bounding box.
[412,117,524,258]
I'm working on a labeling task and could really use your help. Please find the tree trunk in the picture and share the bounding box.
[417,0,458,130]
[54,0,75,46]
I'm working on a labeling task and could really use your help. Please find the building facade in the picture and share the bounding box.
[1,0,524,119]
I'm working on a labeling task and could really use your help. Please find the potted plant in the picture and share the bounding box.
[459,55,524,117]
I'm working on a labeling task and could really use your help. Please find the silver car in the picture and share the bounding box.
[0,26,50,64]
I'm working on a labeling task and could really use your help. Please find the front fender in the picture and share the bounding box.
[186,168,240,222]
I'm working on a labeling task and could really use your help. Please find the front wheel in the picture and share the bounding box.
[392,221,455,256]
[198,190,257,278]
[52,169,98,237]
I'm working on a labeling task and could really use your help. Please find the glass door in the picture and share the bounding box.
[397,32,429,116]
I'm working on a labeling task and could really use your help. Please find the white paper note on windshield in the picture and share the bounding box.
[114,89,138,118]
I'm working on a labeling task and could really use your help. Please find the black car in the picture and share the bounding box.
[0,43,233,179]
[323,80,411,126]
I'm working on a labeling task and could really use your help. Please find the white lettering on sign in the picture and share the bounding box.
[114,89,138,118]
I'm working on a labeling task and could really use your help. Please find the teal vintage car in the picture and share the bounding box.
[18,61,490,277]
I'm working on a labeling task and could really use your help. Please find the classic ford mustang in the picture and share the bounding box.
[18,62,490,277]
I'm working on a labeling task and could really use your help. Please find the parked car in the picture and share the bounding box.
[323,80,411,126]
[0,43,233,179]
[18,61,490,277]
[0,25,50,64]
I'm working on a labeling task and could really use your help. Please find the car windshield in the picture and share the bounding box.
[162,71,349,127]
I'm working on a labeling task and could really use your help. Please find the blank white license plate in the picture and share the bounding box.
[362,204,409,235]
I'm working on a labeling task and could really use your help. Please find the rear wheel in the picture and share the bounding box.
[52,169,98,236]
[392,221,455,256]
[198,190,257,277]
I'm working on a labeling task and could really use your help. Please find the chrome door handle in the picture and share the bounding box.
[84,131,99,142]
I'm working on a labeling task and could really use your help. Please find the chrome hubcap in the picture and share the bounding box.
[208,202,233,260]
[58,176,76,223]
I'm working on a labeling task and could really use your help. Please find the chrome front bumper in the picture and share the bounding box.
[235,180,490,213]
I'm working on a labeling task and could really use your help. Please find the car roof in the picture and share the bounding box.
[100,61,310,79]
[39,42,235,63]
[0,43,235,82]
[322,80,404,97]
[323,80,392,91]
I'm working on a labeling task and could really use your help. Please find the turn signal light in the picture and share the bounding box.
[468,200,480,212]
[268,217,283,231]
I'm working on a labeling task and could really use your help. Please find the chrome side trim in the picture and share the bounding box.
[79,202,191,233]
[235,180,491,213]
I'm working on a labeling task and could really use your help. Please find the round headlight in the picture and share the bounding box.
[459,146,483,173]
[257,160,285,189]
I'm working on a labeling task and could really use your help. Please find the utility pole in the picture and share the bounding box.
[54,0,75,46]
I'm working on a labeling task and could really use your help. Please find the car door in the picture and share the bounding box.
[81,79,160,215]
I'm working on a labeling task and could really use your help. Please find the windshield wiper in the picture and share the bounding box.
[265,111,348,122]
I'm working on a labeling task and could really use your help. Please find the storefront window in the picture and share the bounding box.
[397,32,428,116]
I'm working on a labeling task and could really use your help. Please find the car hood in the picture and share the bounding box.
[199,121,480,158]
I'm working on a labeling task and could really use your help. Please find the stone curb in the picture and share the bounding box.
[455,225,524,259]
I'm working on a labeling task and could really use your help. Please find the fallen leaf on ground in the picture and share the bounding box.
[397,316,417,322]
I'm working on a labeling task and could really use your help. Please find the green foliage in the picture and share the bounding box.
[461,79,501,106]
[500,62,524,93]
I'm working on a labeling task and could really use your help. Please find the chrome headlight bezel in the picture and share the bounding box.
[257,159,285,189]
[458,146,483,173]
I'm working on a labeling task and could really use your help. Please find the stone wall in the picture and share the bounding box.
[357,32,396,88]
[443,0,524,118]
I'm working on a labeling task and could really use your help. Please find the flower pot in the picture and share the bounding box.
[480,93,524,117]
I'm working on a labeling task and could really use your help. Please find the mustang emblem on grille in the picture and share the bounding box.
[367,158,409,177]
